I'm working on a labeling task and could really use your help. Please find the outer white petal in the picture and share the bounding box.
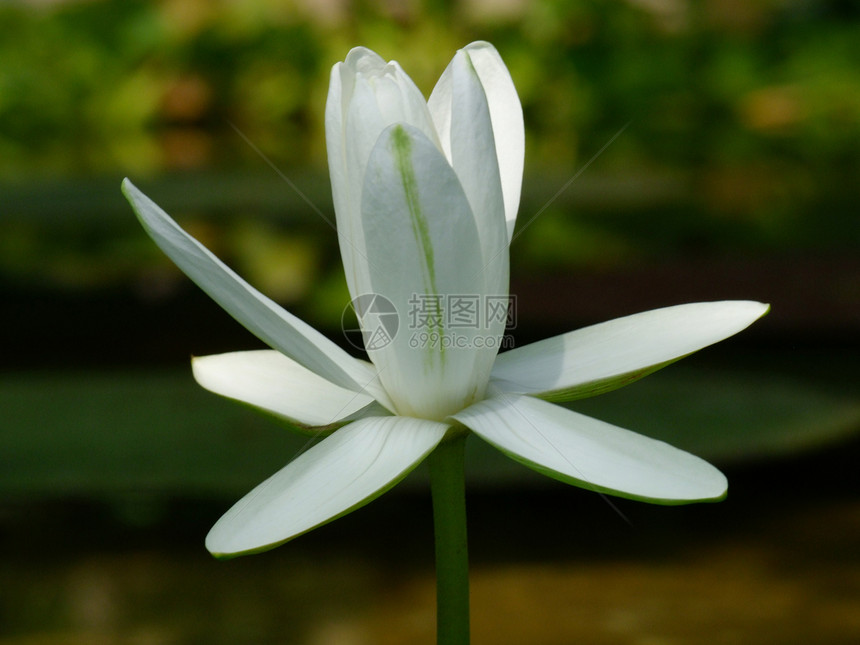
[453,394,727,504]
[206,416,449,557]
[429,41,524,240]
[426,49,508,301]
[359,124,494,420]
[491,301,770,401]
[122,180,392,409]
[324,56,365,298]
[192,350,379,431]
[327,48,439,303]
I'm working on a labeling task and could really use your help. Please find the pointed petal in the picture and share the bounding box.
[426,49,508,299]
[453,394,727,504]
[326,48,439,303]
[429,41,523,240]
[192,350,379,432]
[491,301,770,402]
[122,179,392,409]
[206,416,449,557]
[359,124,496,419]
[324,57,363,297]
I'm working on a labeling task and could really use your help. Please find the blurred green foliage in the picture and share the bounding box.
[1,0,859,175]
[1,0,858,292]
[1,0,858,512]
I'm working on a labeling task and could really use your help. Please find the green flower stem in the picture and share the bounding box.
[429,432,470,645]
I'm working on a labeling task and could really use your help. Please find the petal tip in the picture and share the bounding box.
[120,177,136,197]
[464,40,495,53]
[732,299,771,328]
[205,521,287,560]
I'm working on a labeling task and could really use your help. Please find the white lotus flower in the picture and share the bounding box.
[123,41,768,558]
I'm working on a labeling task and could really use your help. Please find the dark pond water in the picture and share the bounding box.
[3,447,859,645]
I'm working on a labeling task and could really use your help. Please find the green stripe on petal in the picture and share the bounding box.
[392,127,436,291]
[327,49,439,305]
[360,124,493,420]
[391,125,443,364]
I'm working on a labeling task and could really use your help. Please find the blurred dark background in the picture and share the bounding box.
[1,0,858,643]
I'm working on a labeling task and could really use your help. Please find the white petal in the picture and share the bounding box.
[327,48,439,303]
[491,301,770,401]
[359,124,497,419]
[122,180,393,409]
[427,49,508,300]
[324,58,364,298]
[453,394,727,504]
[206,416,448,557]
[192,350,379,431]
[429,41,523,240]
